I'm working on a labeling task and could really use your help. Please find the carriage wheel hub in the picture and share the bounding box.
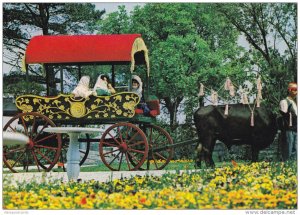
[27,139,34,149]
[119,142,128,152]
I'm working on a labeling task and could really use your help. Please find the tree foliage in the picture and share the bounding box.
[215,3,297,106]
[99,3,249,127]
[3,3,104,95]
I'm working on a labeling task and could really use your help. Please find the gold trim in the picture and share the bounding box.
[131,37,150,77]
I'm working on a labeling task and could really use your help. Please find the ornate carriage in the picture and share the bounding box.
[3,34,174,173]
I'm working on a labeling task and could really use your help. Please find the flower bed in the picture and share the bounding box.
[3,161,297,209]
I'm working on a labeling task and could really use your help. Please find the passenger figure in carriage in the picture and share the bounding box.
[72,76,95,99]
[93,74,116,96]
[131,75,151,116]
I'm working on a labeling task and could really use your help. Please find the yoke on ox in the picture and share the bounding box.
[194,104,277,168]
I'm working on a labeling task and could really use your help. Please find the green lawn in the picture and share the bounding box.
[3,160,251,173]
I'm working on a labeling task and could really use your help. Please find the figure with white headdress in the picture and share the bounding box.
[72,76,95,99]
[131,75,151,116]
[93,74,116,96]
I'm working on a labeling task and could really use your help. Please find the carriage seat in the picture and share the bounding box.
[135,99,160,117]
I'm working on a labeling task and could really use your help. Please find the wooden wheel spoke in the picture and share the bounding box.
[152,133,163,145]
[103,148,120,156]
[127,132,140,144]
[20,116,29,137]
[124,153,132,170]
[7,125,17,132]
[154,152,167,161]
[33,122,49,141]
[117,127,124,143]
[8,151,26,168]
[35,134,57,144]
[35,144,59,151]
[30,116,37,139]
[128,141,145,147]
[108,151,122,166]
[31,151,41,171]
[102,141,119,147]
[148,127,153,142]
[152,154,160,169]
[34,148,53,164]
[125,126,131,141]
[37,148,53,161]
[118,153,124,171]
[4,146,26,155]
[128,148,145,154]
[107,132,121,145]
[127,151,142,163]
[24,154,30,172]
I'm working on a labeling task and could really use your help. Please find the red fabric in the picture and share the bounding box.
[135,109,143,114]
[135,109,158,117]
[146,100,160,115]
[149,110,158,117]
[25,34,142,64]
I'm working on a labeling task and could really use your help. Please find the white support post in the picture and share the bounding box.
[66,132,81,181]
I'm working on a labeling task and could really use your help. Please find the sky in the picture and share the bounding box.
[94,2,145,14]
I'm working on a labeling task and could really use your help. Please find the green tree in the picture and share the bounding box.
[215,3,297,107]
[98,5,131,34]
[98,3,250,128]
[130,3,247,127]
[3,3,104,95]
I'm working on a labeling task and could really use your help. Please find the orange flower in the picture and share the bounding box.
[139,198,146,204]
[231,160,238,167]
[81,197,87,205]
[57,162,64,167]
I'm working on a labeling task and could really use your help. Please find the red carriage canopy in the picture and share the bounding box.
[24,34,149,75]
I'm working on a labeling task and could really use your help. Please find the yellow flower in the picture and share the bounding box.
[5,203,15,209]
[124,185,134,193]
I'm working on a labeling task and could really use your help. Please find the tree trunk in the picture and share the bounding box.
[164,96,183,130]
[46,65,57,96]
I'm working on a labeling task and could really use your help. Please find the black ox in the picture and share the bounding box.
[194,104,277,168]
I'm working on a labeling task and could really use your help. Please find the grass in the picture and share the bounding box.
[3,159,252,173]
[79,159,251,172]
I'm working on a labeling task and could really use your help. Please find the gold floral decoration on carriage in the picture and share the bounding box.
[15,92,140,121]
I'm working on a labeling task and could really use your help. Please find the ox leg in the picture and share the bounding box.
[195,143,204,168]
[203,136,216,168]
[194,135,216,169]
[205,150,215,168]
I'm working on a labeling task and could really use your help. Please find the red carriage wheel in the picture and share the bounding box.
[3,112,62,173]
[131,124,174,170]
[39,133,91,171]
[99,122,149,171]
